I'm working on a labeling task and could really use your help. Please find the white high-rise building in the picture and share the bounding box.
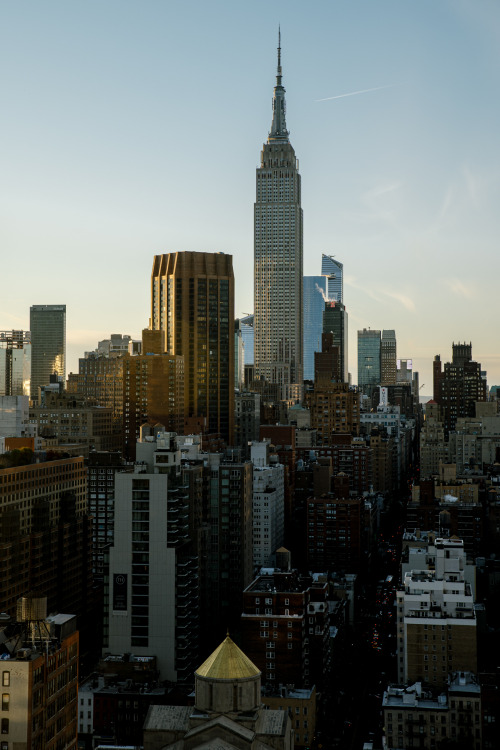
[254,33,303,396]
[106,426,199,683]
[251,441,285,569]
[396,537,476,687]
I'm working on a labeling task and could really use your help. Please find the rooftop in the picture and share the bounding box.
[195,636,261,681]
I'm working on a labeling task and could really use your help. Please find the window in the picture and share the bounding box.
[1,719,8,734]
[0,675,8,689]
[1,696,8,712]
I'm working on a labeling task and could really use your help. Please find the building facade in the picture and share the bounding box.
[303,276,328,381]
[357,328,381,394]
[433,343,487,438]
[251,441,285,569]
[151,251,234,443]
[381,329,397,385]
[0,330,31,397]
[323,300,348,382]
[0,457,92,619]
[106,428,200,683]
[254,35,303,394]
[241,570,330,691]
[29,305,66,402]
[0,599,79,750]
[321,254,343,302]
[396,537,477,688]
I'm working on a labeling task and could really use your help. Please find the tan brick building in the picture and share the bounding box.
[397,538,477,689]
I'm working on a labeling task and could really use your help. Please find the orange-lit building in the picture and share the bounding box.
[0,597,79,750]
[151,252,235,444]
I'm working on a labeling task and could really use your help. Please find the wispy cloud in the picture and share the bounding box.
[446,278,475,299]
[346,276,415,312]
[315,84,396,103]
[383,291,415,312]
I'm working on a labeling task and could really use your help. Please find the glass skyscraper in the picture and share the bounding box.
[323,300,348,382]
[357,328,381,393]
[240,314,254,366]
[303,276,328,381]
[321,254,343,303]
[29,305,66,402]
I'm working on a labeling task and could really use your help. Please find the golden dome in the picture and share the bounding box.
[195,636,261,680]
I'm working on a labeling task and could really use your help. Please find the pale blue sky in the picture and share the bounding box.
[1,0,499,393]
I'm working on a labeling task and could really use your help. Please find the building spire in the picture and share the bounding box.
[268,28,289,143]
[277,25,282,86]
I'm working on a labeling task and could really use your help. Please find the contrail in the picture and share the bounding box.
[316,84,395,102]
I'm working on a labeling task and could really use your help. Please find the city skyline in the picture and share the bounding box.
[2,1,500,392]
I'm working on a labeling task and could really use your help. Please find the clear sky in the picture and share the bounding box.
[1,0,499,395]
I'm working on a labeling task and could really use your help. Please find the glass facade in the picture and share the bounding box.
[357,328,381,392]
[240,314,254,366]
[321,254,343,302]
[0,331,31,396]
[29,305,66,401]
[303,276,328,381]
[323,300,348,382]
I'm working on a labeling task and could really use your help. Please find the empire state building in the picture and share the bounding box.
[254,34,303,397]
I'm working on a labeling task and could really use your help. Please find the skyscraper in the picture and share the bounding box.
[151,251,234,443]
[321,254,343,303]
[381,329,397,385]
[323,299,348,382]
[106,427,200,682]
[0,330,31,396]
[357,328,381,394]
[254,33,303,395]
[29,304,66,402]
[303,276,328,381]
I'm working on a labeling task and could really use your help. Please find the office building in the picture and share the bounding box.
[234,318,244,390]
[314,332,341,383]
[122,331,185,459]
[201,451,253,644]
[106,427,200,683]
[305,382,360,444]
[254,35,303,394]
[0,456,92,620]
[0,330,31,396]
[321,254,343,302]
[323,299,348,382]
[234,391,261,451]
[29,304,66,402]
[240,313,254,366]
[151,251,234,443]
[381,329,397,385]
[0,596,78,750]
[357,328,381,394]
[67,352,125,432]
[86,333,136,358]
[0,395,36,443]
[433,343,487,438]
[306,493,364,572]
[29,391,119,455]
[303,276,328,381]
